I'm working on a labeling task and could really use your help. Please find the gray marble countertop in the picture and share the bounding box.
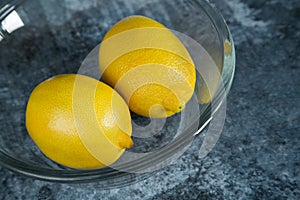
[1,0,299,199]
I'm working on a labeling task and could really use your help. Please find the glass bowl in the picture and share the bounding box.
[0,0,235,187]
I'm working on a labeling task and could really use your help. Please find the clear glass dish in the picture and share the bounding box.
[0,0,235,188]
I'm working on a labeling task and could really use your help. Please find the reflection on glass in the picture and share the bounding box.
[1,10,24,36]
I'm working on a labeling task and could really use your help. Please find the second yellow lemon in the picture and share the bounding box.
[99,15,196,118]
[26,74,133,169]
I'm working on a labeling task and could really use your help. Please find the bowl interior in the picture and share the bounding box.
[0,0,234,185]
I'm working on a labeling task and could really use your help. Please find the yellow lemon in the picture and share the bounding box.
[26,74,133,169]
[99,15,196,118]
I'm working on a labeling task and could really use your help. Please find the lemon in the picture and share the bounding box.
[99,15,196,118]
[26,74,133,169]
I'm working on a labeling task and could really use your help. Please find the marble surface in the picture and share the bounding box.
[1,0,299,199]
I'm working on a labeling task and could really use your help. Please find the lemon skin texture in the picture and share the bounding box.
[99,15,196,118]
[26,74,133,169]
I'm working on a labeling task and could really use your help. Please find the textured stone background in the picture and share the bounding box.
[1,0,299,199]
